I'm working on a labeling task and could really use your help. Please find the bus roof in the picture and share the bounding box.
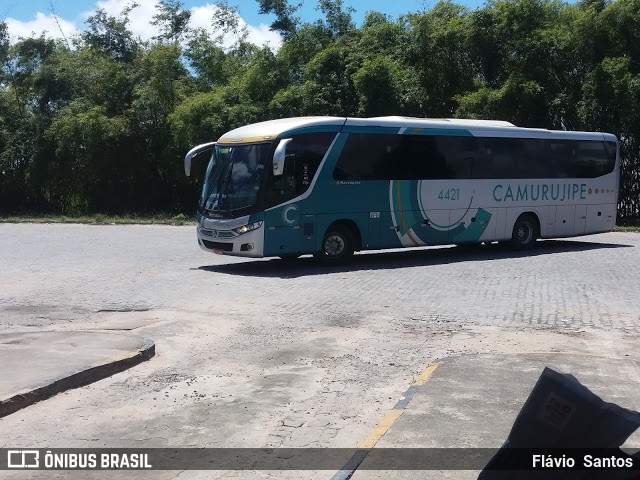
[217,117,345,144]
[365,116,516,128]
[216,116,613,144]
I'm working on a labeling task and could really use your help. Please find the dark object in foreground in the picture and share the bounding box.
[479,367,640,479]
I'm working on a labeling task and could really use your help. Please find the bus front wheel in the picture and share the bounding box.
[511,214,538,250]
[316,225,355,263]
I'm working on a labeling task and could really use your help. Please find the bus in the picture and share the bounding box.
[183,116,619,263]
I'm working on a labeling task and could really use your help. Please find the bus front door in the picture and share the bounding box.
[263,204,309,257]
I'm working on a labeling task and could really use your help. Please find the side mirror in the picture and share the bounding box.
[184,142,217,176]
[273,138,292,177]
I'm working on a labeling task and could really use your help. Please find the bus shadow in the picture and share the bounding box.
[196,240,633,279]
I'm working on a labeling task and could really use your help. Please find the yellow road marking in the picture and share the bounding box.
[358,409,404,449]
[413,362,439,385]
[358,362,440,449]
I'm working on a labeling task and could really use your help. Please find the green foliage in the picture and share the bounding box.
[152,0,192,43]
[352,56,400,116]
[317,0,355,37]
[169,90,229,149]
[579,56,640,217]
[407,1,475,116]
[185,29,231,88]
[46,101,129,213]
[82,7,139,62]
[1,0,640,219]
[256,0,300,38]
[301,43,358,115]
[0,22,9,69]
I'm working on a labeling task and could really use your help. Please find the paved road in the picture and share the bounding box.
[1,224,639,479]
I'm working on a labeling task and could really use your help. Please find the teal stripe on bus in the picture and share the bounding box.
[278,125,344,137]
[342,126,402,134]
[403,128,473,136]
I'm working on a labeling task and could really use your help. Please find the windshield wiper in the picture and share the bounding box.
[203,162,228,212]
[214,159,235,211]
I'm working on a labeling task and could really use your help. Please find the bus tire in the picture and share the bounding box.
[511,214,538,250]
[317,224,355,263]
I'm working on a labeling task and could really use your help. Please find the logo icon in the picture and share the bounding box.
[282,205,298,225]
[7,450,39,468]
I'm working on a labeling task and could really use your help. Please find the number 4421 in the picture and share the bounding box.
[438,188,459,201]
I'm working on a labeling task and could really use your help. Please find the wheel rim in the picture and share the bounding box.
[324,233,345,257]
[516,222,533,244]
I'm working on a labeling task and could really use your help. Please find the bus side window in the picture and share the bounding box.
[399,135,451,180]
[519,138,549,178]
[473,139,495,178]
[292,133,335,191]
[547,140,573,178]
[265,132,335,207]
[278,153,298,195]
[334,134,402,180]
[489,138,523,178]
[604,141,617,168]
[293,148,319,194]
[439,136,476,179]
[545,139,614,178]
[576,141,613,177]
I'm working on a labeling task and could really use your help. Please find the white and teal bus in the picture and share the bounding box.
[184,116,619,262]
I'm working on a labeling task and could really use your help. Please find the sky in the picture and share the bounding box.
[0,0,456,48]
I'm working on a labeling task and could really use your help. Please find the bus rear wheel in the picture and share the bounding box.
[511,214,538,250]
[316,225,355,263]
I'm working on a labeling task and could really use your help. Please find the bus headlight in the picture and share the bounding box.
[233,221,263,235]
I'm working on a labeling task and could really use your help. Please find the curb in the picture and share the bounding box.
[330,361,440,480]
[0,338,155,418]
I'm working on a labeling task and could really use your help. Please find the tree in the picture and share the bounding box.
[81,6,139,62]
[352,57,400,116]
[460,0,583,128]
[130,42,191,210]
[405,1,476,117]
[579,57,640,218]
[0,21,8,82]
[317,0,354,38]
[256,0,299,39]
[0,35,69,213]
[302,43,358,115]
[1,0,639,219]
[152,0,192,43]
[47,101,129,213]
[186,29,230,89]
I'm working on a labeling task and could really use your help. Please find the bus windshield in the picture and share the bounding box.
[200,143,271,214]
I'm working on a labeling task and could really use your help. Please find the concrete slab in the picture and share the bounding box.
[0,331,154,417]
[348,352,640,479]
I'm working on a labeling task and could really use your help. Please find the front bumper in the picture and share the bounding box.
[196,216,265,258]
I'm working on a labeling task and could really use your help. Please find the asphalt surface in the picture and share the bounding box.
[1,224,639,479]
[0,331,154,417]
[350,352,640,479]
